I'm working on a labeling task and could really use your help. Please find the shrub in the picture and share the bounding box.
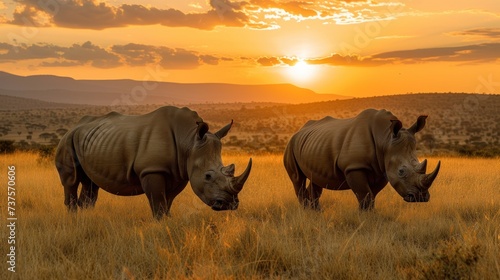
[0,140,16,154]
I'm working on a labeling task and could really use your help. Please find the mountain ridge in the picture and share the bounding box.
[0,71,349,105]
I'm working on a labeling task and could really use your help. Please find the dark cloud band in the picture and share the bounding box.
[257,43,500,67]
[8,0,248,30]
[0,41,224,69]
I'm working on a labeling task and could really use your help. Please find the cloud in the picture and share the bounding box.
[370,43,500,64]
[256,56,281,66]
[111,43,158,66]
[200,55,220,65]
[40,60,83,67]
[245,0,405,26]
[5,0,408,30]
[64,41,122,68]
[112,43,223,69]
[0,41,121,68]
[306,54,372,66]
[257,43,500,67]
[249,0,318,18]
[0,41,225,69]
[0,42,62,61]
[449,28,500,39]
[256,53,374,67]
[158,48,201,69]
[8,0,248,30]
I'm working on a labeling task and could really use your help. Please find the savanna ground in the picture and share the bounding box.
[1,152,499,279]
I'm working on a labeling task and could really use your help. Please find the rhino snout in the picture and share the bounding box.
[211,197,239,211]
[404,192,430,203]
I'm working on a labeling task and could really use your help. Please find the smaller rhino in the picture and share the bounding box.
[284,109,440,210]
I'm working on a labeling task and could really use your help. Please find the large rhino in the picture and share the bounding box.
[55,106,252,219]
[284,109,440,210]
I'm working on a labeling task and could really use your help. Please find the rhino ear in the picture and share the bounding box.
[215,120,233,139]
[408,115,427,134]
[390,120,403,138]
[196,121,209,140]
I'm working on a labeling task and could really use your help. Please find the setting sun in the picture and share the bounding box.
[286,60,317,83]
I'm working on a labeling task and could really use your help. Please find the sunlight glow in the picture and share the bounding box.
[286,60,317,82]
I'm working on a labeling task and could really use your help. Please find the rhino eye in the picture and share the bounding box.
[398,168,407,178]
[205,172,213,181]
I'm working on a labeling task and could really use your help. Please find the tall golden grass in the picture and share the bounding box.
[1,152,499,279]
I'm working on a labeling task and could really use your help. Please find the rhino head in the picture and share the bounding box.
[187,120,252,211]
[385,116,441,203]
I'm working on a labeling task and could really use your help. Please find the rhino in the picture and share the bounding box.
[284,109,440,210]
[55,106,252,219]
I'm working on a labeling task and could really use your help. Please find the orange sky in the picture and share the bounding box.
[0,0,499,97]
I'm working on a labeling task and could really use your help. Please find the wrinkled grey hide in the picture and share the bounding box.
[284,109,440,210]
[55,106,252,219]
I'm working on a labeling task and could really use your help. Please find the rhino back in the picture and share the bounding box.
[72,106,199,190]
[290,109,391,187]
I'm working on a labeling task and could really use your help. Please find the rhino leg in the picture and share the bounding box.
[78,174,100,209]
[305,181,323,211]
[141,173,169,220]
[287,168,309,209]
[346,170,375,210]
[164,181,188,217]
[64,184,79,212]
[284,148,310,209]
[55,139,80,213]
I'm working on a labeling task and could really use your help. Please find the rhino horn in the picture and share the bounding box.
[215,120,233,139]
[416,159,427,174]
[420,161,441,189]
[230,158,252,193]
[222,164,235,177]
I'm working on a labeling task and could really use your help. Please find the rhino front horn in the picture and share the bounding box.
[420,161,441,189]
[230,158,252,193]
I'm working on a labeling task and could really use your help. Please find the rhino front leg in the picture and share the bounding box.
[164,181,188,217]
[346,170,375,210]
[141,173,169,220]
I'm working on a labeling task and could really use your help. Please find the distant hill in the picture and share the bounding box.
[0,71,349,106]
[0,94,83,110]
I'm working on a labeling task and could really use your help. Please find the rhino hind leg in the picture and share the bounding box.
[78,174,100,209]
[64,183,79,212]
[284,147,311,210]
[305,181,323,211]
[55,138,81,213]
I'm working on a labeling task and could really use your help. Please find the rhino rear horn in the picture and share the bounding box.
[416,159,427,174]
[215,120,233,139]
[222,164,235,177]
[420,161,441,189]
[230,158,252,193]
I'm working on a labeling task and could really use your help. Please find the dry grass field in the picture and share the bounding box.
[1,152,499,279]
